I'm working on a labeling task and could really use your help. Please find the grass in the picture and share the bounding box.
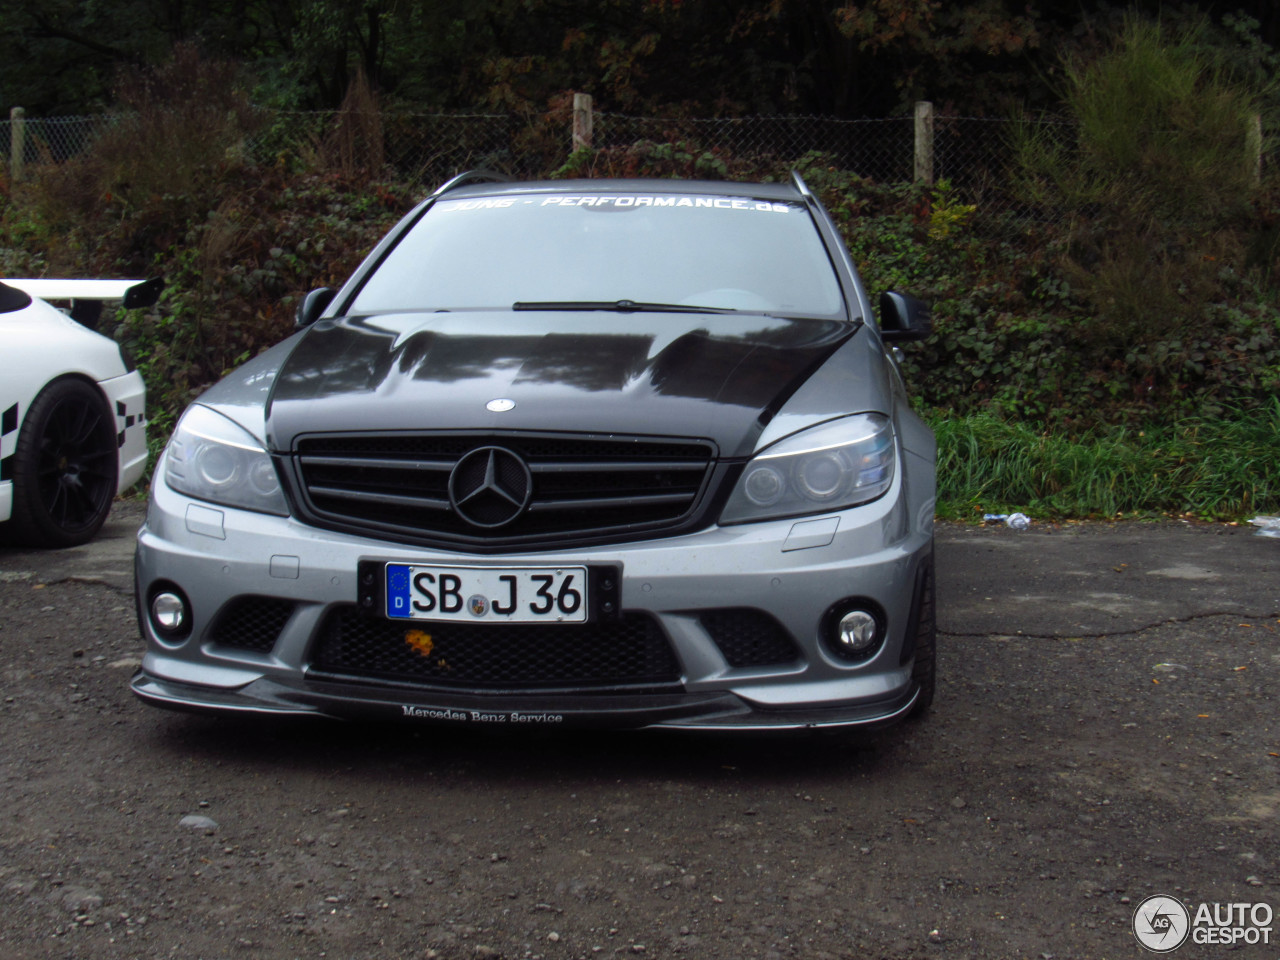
[928,399,1280,521]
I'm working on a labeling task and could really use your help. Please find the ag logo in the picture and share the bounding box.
[1133,894,1190,953]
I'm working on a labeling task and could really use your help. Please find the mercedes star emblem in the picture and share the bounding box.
[448,446,533,528]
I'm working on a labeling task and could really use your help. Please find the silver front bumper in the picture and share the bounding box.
[134,455,932,731]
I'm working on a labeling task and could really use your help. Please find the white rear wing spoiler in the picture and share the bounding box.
[2,277,163,330]
[4,277,163,309]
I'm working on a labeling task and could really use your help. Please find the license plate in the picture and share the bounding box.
[384,563,590,623]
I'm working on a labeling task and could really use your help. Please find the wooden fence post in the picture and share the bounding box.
[9,107,25,183]
[1248,112,1263,186]
[914,101,934,185]
[572,93,593,152]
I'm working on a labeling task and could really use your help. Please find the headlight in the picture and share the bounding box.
[720,414,895,524]
[164,404,289,516]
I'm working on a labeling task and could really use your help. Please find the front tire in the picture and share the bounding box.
[2,378,118,548]
[907,558,937,717]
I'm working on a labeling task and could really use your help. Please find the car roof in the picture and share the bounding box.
[441,177,805,202]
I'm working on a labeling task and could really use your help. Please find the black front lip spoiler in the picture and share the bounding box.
[130,672,919,732]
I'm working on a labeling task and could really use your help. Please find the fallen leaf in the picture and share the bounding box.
[403,630,434,657]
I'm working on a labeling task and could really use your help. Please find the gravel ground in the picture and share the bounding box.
[0,514,1277,960]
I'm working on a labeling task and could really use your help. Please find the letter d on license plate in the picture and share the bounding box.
[384,563,589,623]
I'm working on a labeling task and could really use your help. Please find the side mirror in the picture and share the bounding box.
[295,287,336,328]
[878,290,931,343]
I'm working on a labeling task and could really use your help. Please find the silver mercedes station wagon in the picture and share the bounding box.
[133,172,937,731]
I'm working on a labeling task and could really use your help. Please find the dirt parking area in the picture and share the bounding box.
[1,507,1277,960]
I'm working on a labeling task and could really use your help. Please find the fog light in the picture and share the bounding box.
[151,592,188,634]
[821,603,885,663]
[837,610,879,653]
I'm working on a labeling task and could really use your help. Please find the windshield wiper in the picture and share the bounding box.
[513,299,739,314]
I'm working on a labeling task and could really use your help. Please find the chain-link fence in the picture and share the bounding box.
[2,112,120,168]
[0,108,531,183]
[588,112,1065,200]
[591,113,912,179]
[1,106,1045,181]
[249,108,992,188]
[245,109,544,182]
[2,104,1269,222]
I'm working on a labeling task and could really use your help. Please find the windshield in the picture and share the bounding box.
[349,191,846,319]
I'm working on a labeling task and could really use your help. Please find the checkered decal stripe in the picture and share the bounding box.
[1,402,17,482]
[115,400,139,449]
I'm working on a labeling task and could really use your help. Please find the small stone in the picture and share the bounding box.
[1246,876,1264,886]
[179,815,218,832]
[950,798,966,810]
[60,888,104,913]
[547,932,560,942]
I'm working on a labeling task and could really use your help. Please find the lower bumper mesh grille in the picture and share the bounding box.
[208,597,296,653]
[310,606,681,690]
[699,609,800,667]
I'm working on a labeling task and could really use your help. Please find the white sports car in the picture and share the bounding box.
[0,278,156,547]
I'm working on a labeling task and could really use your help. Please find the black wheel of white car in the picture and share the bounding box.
[5,378,118,548]
[907,558,937,717]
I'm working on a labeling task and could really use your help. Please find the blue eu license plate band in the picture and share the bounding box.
[356,560,621,623]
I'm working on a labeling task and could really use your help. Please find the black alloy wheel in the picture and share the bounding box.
[3,378,119,548]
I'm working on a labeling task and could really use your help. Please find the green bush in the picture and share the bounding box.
[113,171,412,455]
[21,45,262,268]
[1009,15,1279,415]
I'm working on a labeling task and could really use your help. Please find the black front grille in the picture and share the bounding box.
[290,432,715,548]
[309,606,682,691]
[207,597,296,653]
[699,609,801,667]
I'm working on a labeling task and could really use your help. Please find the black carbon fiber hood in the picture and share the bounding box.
[264,311,854,458]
